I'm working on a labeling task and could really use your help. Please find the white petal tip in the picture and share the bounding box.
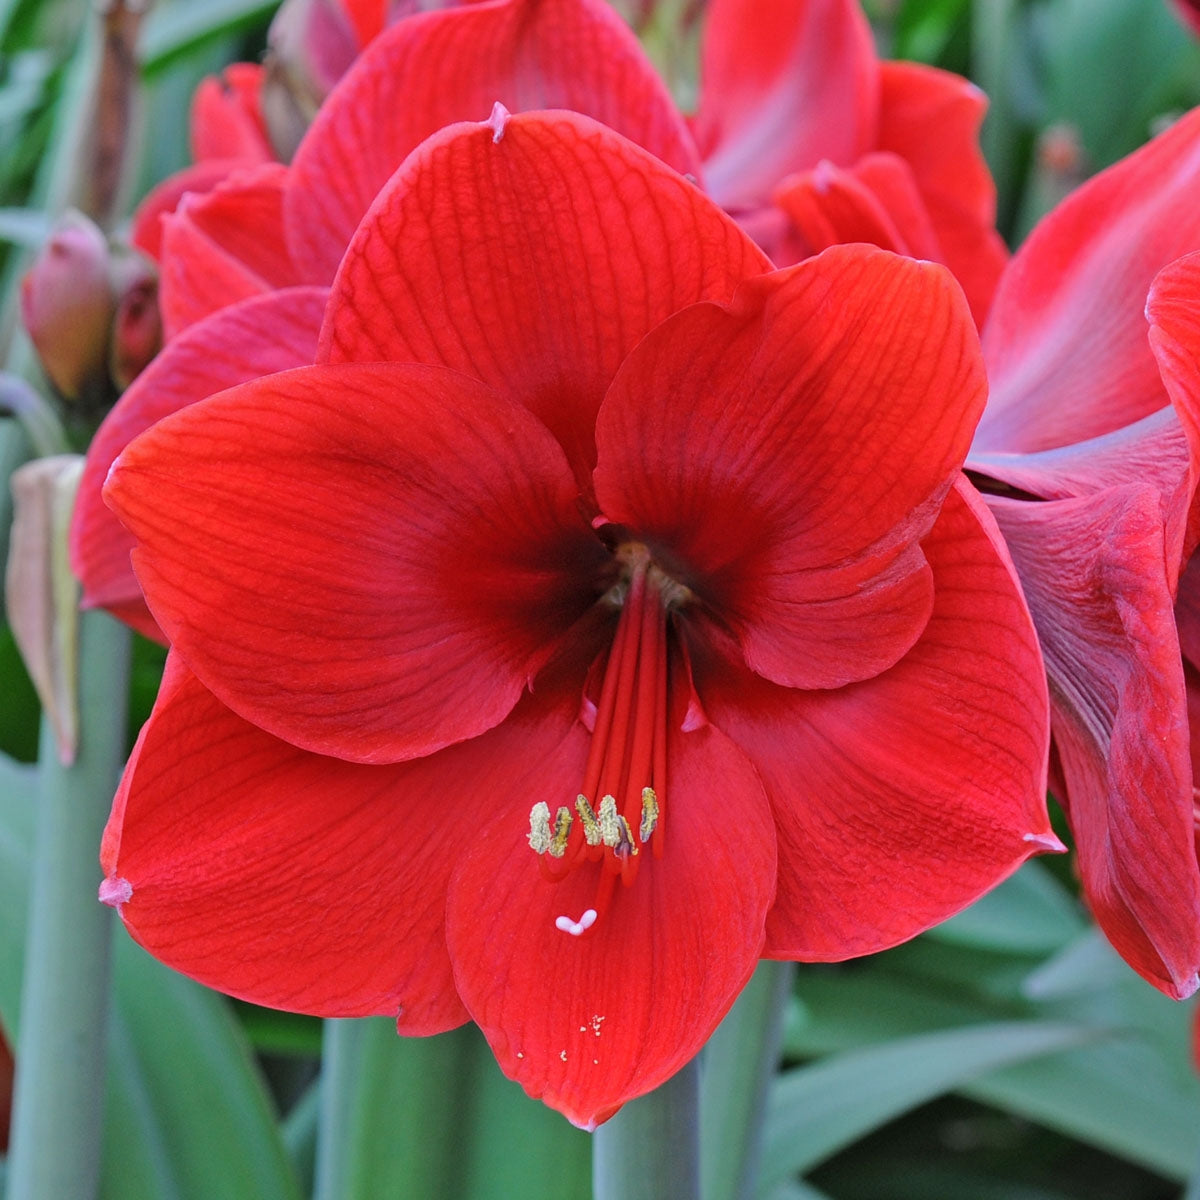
[1172,971,1200,1000]
[555,908,598,937]
[486,101,511,144]
[1023,831,1068,853]
[99,875,132,908]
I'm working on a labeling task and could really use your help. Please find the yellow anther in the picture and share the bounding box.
[549,806,573,858]
[575,795,602,845]
[528,802,552,854]
[639,787,659,843]
[598,794,621,848]
[615,814,638,858]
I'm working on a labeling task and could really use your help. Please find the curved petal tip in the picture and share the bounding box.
[487,100,511,144]
[1170,970,1200,1001]
[1024,831,1068,853]
[99,875,133,909]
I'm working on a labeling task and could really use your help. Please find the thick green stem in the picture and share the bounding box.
[701,960,797,1200]
[593,1054,701,1200]
[313,1019,476,1200]
[5,609,131,1200]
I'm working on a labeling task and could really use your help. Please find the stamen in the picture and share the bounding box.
[639,787,659,843]
[528,544,679,931]
[613,814,637,859]
[528,802,552,854]
[549,806,573,858]
[555,908,598,937]
[575,795,602,845]
[598,794,621,848]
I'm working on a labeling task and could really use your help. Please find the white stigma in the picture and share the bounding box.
[554,908,598,937]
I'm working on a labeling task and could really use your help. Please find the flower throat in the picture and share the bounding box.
[527,542,687,937]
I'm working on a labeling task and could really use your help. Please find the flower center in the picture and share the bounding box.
[526,542,684,937]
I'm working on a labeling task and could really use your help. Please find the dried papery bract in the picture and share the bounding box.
[5,455,85,765]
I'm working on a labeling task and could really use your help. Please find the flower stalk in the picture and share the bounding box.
[593,1055,701,1200]
[701,960,797,1200]
[5,608,131,1200]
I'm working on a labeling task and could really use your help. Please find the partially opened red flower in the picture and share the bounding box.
[966,108,1200,998]
[150,0,1004,336]
[99,111,1053,1127]
[691,0,1007,323]
[130,64,276,262]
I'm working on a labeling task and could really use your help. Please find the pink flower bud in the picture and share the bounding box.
[20,212,117,403]
[107,250,161,391]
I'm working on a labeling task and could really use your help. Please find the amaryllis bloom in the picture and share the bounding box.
[130,64,276,262]
[98,111,1054,1127]
[143,0,1004,338]
[691,0,1008,323]
[965,107,1200,998]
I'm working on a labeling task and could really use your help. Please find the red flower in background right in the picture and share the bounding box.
[1172,0,1200,36]
[966,108,1200,998]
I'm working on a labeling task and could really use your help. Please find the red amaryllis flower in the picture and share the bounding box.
[98,111,1054,1127]
[966,107,1200,998]
[146,0,1003,337]
[691,0,1008,324]
[130,64,276,262]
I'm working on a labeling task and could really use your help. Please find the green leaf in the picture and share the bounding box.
[926,861,1085,955]
[139,0,276,74]
[760,1021,1102,1190]
[892,0,970,65]
[107,939,302,1200]
[1040,0,1200,169]
[0,207,50,248]
[963,1038,1200,1182]
[1020,929,1127,1000]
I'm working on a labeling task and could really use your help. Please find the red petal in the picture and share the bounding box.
[876,61,1006,326]
[445,673,775,1129]
[976,107,1200,454]
[129,160,245,261]
[968,409,1191,504]
[1178,553,1200,667]
[285,0,701,281]
[321,110,768,479]
[70,288,326,638]
[1148,251,1200,562]
[105,363,607,763]
[594,245,986,689]
[988,488,1200,999]
[772,153,940,260]
[693,0,878,210]
[105,655,467,1028]
[190,64,274,164]
[158,165,299,337]
[696,478,1054,959]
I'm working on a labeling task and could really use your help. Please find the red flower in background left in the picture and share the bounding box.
[97,112,1054,1128]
